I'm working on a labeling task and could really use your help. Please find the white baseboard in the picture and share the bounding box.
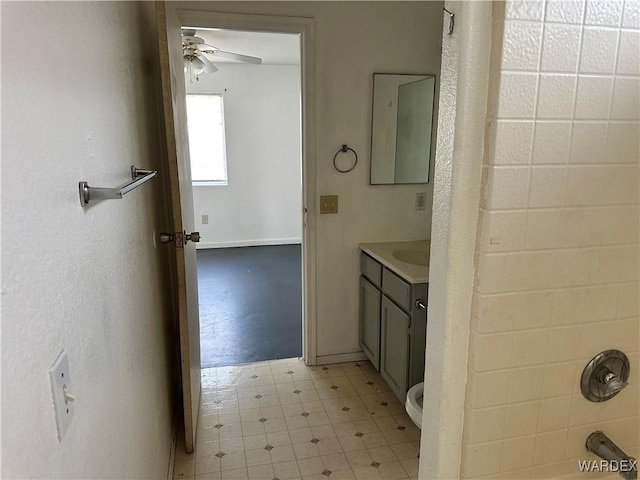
[315,351,368,365]
[196,238,302,249]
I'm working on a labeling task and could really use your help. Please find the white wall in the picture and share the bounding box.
[175,1,443,360]
[188,64,303,248]
[1,2,175,478]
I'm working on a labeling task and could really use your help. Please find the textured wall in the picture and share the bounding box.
[1,2,176,478]
[173,1,442,360]
[462,0,640,478]
[188,64,303,248]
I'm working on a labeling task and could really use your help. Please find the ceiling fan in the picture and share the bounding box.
[182,29,263,83]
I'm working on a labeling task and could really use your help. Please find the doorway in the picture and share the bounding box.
[182,27,304,367]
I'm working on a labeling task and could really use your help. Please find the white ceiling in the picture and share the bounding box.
[184,28,301,66]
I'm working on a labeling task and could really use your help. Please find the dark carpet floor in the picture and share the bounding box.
[197,245,302,367]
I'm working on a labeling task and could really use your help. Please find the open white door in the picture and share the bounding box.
[156,2,201,453]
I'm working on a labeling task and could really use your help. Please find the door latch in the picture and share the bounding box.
[159,231,201,247]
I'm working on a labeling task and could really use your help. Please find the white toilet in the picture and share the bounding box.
[405,382,424,429]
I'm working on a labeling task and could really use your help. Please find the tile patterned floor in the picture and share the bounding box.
[173,358,421,480]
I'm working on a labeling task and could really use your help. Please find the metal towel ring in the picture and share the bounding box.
[333,144,358,173]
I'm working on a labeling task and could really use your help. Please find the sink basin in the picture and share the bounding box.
[392,248,429,266]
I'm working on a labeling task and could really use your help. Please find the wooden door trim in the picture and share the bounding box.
[175,9,318,364]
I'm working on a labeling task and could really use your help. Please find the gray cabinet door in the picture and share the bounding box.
[359,276,381,369]
[380,296,410,403]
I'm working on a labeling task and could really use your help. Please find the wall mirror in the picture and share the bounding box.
[370,73,436,185]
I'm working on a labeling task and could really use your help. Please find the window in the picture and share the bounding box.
[185,94,228,185]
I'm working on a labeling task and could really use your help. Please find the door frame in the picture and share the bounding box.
[174,9,317,364]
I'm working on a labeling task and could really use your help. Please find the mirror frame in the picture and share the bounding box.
[369,73,436,185]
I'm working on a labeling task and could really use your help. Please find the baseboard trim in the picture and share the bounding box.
[315,351,368,365]
[196,238,302,249]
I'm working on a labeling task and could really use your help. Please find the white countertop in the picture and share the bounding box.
[359,240,430,284]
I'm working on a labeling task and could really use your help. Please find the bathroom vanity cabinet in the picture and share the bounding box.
[358,247,428,403]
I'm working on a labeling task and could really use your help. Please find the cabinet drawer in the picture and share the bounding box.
[360,252,382,287]
[382,268,411,311]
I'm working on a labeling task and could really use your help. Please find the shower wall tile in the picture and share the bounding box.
[532,121,572,164]
[541,24,582,72]
[545,0,585,24]
[462,0,640,477]
[579,28,619,74]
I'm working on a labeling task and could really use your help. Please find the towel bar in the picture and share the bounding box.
[79,165,157,207]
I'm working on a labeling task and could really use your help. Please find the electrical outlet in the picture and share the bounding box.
[49,350,75,441]
[202,214,209,225]
[320,195,338,214]
[415,192,426,211]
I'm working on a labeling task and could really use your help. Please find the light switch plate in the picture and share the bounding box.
[320,195,338,214]
[49,350,74,440]
[415,192,426,211]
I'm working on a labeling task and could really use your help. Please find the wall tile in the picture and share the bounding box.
[546,326,583,362]
[462,441,503,477]
[569,393,601,426]
[508,366,545,402]
[504,401,540,438]
[483,210,527,253]
[623,244,640,282]
[538,396,572,432]
[541,24,582,73]
[611,77,640,120]
[486,167,530,209]
[593,206,635,245]
[616,31,640,76]
[618,282,640,318]
[464,0,639,475]
[474,293,518,334]
[574,77,613,120]
[470,332,514,372]
[622,0,640,28]
[525,209,564,249]
[528,166,567,208]
[515,290,553,330]
[578,319,615,358]
[465,407,507,443]
[545,0,586,24]
[501,22,543,71]
[512,329,549,366]
[570,122,608,164]
[500,435,537,472]
[585,0,624,26]
[542,362,579,399]
[468,371,510,409]
[589,245,627,284]
[497,73,539,118]
[534,429,568,464]
[565,166,601,206]
[506,1,545,21]
[584,285,620,322]
[555,249,593,287]
[606,122,640,163]
[492,121,534,165]
[516,251,561,291]
[537,74,577,119]
[532,121,572,164]
[580,28,619,74]
[550,288,588,325]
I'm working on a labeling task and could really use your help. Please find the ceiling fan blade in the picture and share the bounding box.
[213,49,262,65]
[195,52,218,73]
